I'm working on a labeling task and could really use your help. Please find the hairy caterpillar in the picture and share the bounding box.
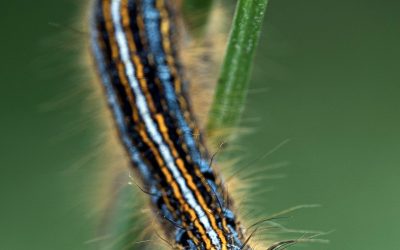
[90,0,266,249]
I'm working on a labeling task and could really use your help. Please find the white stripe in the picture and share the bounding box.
[91,27,152,182]
[110,0,221,248]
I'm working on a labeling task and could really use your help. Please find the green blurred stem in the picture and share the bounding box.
[207,0,268,136]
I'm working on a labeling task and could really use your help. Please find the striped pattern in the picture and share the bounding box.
[90,0,248,249]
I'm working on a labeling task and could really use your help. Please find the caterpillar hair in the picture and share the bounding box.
[86,0,319,249]
[89,0,249,249]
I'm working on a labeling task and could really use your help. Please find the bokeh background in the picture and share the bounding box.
[1,0,399,249]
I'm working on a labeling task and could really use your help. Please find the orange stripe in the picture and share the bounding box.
[102,0,140,124]
[115,0,213,247]
[95,9,176,229]
[119,0,207,243]
[154,113,226,247]
[156,0,228,248]
[120,0,157,114]
[155,0,208,164]
[102,0,225,248]
[157,111,230,238]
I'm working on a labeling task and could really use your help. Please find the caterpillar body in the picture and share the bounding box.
[90,0,251,249]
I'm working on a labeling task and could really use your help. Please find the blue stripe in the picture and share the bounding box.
[140,1,244,247]
[91,1,247,248]
[91,19,154,187]
[141,0,210,173]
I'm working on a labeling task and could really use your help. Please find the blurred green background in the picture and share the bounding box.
[1,0,399,249]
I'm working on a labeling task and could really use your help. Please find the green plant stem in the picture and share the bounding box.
[207,0,268,136]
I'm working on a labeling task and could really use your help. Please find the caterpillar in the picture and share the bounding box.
[90,0,255,249]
